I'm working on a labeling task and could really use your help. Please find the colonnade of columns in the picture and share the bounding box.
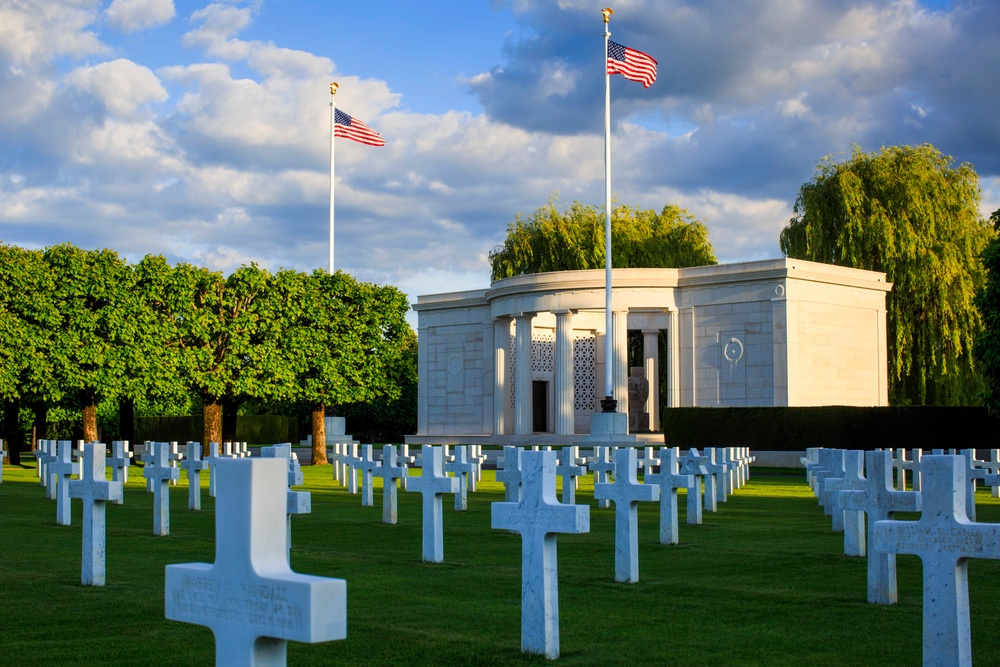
[492,310,666,436]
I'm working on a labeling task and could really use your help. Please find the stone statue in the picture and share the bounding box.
[628,367,650,432]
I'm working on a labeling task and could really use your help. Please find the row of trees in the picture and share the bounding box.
[0,243,413,465]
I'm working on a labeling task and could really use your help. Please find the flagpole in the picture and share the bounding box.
[329,82,338,275]
[601,8,616,412]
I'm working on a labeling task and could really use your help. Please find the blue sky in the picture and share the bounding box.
[1,0,998,320]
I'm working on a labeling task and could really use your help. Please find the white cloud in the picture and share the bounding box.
[66,59,168,117]
[105,0,175,33]
[0,0,107,68]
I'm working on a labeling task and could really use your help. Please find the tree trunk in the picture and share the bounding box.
[4,398,24,466]
[31,401,48,452]
[119,397,135,444]
[82,395,99,443]
[222,397,240,444]
[203,399,222,455]
[311,404,327,465]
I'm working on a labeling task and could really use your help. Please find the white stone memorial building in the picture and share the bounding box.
[407,258,891,446]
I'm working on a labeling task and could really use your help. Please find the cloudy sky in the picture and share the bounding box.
[1,0,998,318]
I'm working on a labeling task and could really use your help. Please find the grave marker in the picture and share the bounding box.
[644,447,694,545]
[443,446,475,511]
[68,442,123,586]
[496,446,522,503]
[678,448,709,525]
[873,455,1000,667]
[372,445,405,523]
[983,450,1000,498]
[358,445,380,507]
[405,446,459,562]
[594,447,660,583]
[838,449,920,604]
[109,441,131,497]
[555,446,587,505]
[181,442,208,511]
[491,450,590,659]
[144,442,180,536]
[824,450,867,556]
[588,446,614,509]
[397,444,416,491]
[51,441,80,526]
[960,449,989,522]
[165,458,347,665]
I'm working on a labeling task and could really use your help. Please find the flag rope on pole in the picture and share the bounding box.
[329,82,338,275]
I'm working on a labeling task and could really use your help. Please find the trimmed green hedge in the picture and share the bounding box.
[661,406,1000,451]
[136,415,295,444]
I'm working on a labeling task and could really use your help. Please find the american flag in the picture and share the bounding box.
[334,108,385,146]
[607,40,657,88]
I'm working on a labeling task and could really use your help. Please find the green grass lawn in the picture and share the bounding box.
[2,459,1000,666]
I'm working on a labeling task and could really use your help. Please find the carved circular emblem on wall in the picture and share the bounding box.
[774,284,785,298]
[723,337,745,366]
[448,354,463,375]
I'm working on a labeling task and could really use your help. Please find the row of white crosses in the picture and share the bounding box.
[491,444,753,659]
[805,447,1000,666]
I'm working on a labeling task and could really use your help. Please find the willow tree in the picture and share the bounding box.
[489,198,717,281]
[780,144,991,405]
[975,209,1000,414]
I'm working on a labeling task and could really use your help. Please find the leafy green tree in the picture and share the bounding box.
[0,244,59,463]
[288,270,413,464]
[780,144,991,405]
[489,198,717,281]
[974,209,1000,414]
[43,244,136,442]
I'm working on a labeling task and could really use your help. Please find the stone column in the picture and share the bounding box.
[772,292,794,406]
[553,310,576,435]
[678,307,695,407]
[667,310,680,409]
[642,329,660,432]
[514,312,535,435]
[417,324,429,434]
[612,310,629,411]
[493,318,512,436]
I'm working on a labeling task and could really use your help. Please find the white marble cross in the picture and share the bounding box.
[707,448,730,504]
[894,448,922,491]
[644,447,694,545]
[814,449,846,522]
[588,446,614,509]
[491,450,589,659]
[358,445,380,507]
[109,440,131,495]
[68,442,122,586]
[839,449,920,604]
[702,448,721,513]
[167,441,183,486]
[496,446,523,503]
[372,445,406,523]
[37,440,57,495]
[205,442,224,498]
[678,448,708,525]
[555,446,587,505]
[873,455,1000,667]
[443,445,475,511]
[470,445,487,491]
[165,457,347,665]
[261,444,312,557]
[960,449,989,522]
[328,443,343,484]
[144,442,180,536]
[181,442,208,511]
[344,443,360,495]
[406,446,459,562]
[396,444,416,491]
[51,441,80,526]
[824,450,867,556]
[594,447,660,583]
[983,449,1000,498]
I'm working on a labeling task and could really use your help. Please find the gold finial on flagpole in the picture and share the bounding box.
[330,82,339,96]
[602,7,613,23]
